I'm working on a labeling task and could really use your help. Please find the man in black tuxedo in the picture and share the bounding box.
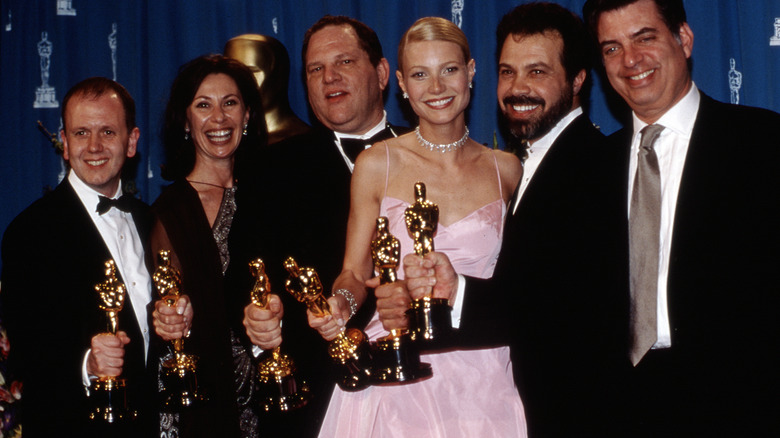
[0,77,155,437]
[233,15,409,437]
[392,4,629,437]
[582,0,780,436]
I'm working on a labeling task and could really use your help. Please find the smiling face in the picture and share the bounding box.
[397,40,475,127]
[305,25,389,135]
[596,0,693,123]
[186,73,249,166]
[497,31,582,143]
[61,92,139,197]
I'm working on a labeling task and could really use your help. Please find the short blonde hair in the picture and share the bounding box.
[397,17,471,72]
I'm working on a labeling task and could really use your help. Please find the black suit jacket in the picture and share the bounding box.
[459,114,630,438]
[0,180,156,437]
[611,94,780,437]
[227,123,409,437]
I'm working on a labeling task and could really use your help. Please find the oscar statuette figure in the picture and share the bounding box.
[371,217,432,384]
[248,258,310,411]
[152,250,205,408]
[89,260,137,423]
[283,257,373,391]
[404,182,453,345]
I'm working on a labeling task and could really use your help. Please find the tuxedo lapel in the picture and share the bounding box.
[59,181,147,367]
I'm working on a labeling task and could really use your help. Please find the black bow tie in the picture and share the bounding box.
[340,126,397,163]
[96,194,135,215]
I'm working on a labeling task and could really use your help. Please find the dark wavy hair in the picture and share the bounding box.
[161,54,266,181]
[301,15,384,68]
[583,0,687,38]
[496,2,590,84]
[62,77,136,131]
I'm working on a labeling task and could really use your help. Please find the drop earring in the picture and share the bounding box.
[403,92,409,99]
[242,124,248,136]
[184,129,190,140]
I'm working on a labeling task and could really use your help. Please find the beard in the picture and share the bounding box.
[503,84,574,142]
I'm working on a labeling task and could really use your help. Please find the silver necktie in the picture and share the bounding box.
[629,124,664,366]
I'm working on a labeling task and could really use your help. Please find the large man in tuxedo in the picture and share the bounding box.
[0,77,155,437]
[232,15,409,437]
[393,4,629,437]
[583,0,780,435]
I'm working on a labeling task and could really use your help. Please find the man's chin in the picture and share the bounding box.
[507,121,533,140]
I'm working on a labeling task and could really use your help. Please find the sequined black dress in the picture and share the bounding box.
[152,179,259,438]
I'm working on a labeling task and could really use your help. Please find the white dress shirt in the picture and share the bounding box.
[511,106,583,215]
[69,171,152,386]
[627,83,700,349]
[334,112,390,173]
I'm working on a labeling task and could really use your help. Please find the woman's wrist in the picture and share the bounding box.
[333,288,357,319]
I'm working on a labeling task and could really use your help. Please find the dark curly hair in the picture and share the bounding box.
[161,54,267,181]
[496,2,590,84]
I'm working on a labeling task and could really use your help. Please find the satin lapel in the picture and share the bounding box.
[59,181,146,356]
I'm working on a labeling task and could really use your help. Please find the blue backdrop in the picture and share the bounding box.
[1,0,779,270]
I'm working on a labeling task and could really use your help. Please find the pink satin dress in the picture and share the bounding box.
[318,145,527,438]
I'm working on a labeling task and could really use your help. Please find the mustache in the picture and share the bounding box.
[503,95,545,107]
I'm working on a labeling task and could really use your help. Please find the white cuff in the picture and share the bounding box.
[450,274,466,329]
[252,345,263,358]
[82,348,96,395]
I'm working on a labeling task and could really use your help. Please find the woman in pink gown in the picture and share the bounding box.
[310,17,526,437]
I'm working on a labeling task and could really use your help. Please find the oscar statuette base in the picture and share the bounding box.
[407,297,453,347]
[371,330,432,384]
[256,347,311,412]
[160,353,207,409]
[331,328,374,391]
[89,377,138,423]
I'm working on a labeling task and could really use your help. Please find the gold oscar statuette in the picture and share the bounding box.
[283,257,373,391]
[89,260,138,423]
[404,182,453,346]
[152,250,205,409]
[249,258,310,411]
[370,216,432,384]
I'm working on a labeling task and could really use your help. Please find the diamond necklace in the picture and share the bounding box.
[415,126,469,153]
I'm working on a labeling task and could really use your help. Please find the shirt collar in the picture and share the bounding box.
[632,82,700,141]
[68,170,123,215]
[334,111,388,141]
[529,106,583,152]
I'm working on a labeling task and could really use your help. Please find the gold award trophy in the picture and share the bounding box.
[283,257,373,391]
[371,217,432,384]
[249,259,310,411]
[404,182,453,345]
[152,250,205,408]
[89,260,137,423]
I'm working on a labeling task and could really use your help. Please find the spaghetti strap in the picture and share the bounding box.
[492,149,503,199]
[383,141,391,199]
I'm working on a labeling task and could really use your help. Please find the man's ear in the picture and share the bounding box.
[376,58,391,91]
[678,22,694,59]
[572,69,587,96]
[126,127,140,158]
[61,130,70,160]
